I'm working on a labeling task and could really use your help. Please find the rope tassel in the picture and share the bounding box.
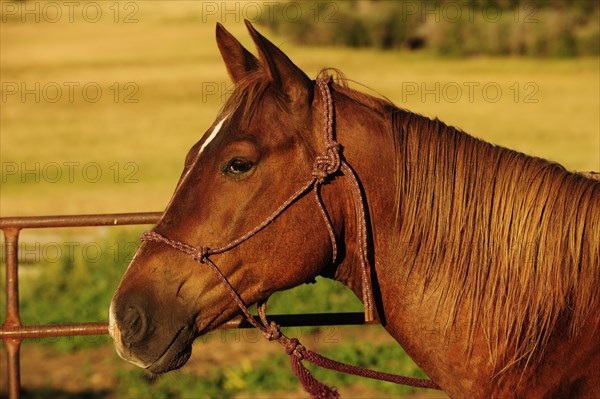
[285,333,440,397]
[290,353,340,399]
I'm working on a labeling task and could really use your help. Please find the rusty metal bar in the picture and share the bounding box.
[0,212,162,229]
[5,339,21,399]
[3,228,22,399]
[1,322,108,339]
[3,228,21,327]
[0,213,161,399]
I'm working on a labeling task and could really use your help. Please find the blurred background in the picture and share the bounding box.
[1,1,598,398]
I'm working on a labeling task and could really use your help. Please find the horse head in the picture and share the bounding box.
[108,21,360,374]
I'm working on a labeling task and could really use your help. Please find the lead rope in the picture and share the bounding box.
[314,78,374,321]
[140,78,441,397]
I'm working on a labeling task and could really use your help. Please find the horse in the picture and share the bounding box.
[109,21,600,398]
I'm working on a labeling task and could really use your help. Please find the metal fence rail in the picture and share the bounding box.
[1,212,370,399]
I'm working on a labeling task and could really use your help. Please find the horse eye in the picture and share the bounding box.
[223,158,254,175]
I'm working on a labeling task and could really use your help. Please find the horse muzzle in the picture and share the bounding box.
[109,302,150,368]
[108,298,195,374]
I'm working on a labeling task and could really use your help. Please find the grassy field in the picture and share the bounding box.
[0,1,598,398]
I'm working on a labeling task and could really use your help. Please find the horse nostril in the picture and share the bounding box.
[121,305,150,345]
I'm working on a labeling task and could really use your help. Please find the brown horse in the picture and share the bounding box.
[109,22,600,398]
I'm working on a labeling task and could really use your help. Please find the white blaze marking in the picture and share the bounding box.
[175,114,229,192]
[199,115,228,156]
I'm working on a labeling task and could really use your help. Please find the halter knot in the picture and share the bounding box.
[285,338,305,359]
[191,246,210,263]
[312,142,341,183]
[262,321,282,341]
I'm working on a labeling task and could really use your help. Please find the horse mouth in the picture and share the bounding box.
[146,325,195,374]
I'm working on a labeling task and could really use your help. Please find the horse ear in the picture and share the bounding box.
[244,20,311,104]
[216,22,260,83]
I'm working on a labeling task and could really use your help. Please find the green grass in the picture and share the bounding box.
[2,228,144,351]
[112,340,428,398]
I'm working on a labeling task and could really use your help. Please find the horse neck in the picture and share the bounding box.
[332,94,600,392]
[398,112,600,393]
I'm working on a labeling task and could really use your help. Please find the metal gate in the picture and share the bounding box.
[1,212,368,399]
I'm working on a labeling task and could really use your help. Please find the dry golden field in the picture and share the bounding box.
[1,1,598,217]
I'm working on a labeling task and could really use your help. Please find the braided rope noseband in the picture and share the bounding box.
[140,78,440,397]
